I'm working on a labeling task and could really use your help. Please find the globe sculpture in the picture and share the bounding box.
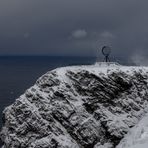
[102,46,111,62]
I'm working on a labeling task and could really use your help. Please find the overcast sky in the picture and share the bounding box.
[0,0,148,61]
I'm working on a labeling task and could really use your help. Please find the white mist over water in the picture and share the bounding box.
[130,51,148,66]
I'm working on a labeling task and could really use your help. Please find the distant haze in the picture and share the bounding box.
[0,0,148,63]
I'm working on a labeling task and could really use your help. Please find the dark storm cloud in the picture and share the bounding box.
[0,0,148,61]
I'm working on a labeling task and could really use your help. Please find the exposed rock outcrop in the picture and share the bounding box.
[1,64,148,148]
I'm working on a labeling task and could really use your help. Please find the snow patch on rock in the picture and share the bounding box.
[117,112,148,148]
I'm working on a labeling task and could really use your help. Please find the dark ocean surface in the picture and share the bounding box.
[0,56,97,128]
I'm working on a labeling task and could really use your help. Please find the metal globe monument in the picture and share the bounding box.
[101,46,111,62]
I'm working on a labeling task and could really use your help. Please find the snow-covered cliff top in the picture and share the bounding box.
[1,63,148,148]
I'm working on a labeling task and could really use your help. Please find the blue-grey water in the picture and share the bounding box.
[0,56,96,128]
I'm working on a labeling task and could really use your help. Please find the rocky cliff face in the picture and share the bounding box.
[1,64,148,148]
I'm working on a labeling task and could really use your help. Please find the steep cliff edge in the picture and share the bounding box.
[1,64,148,148]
